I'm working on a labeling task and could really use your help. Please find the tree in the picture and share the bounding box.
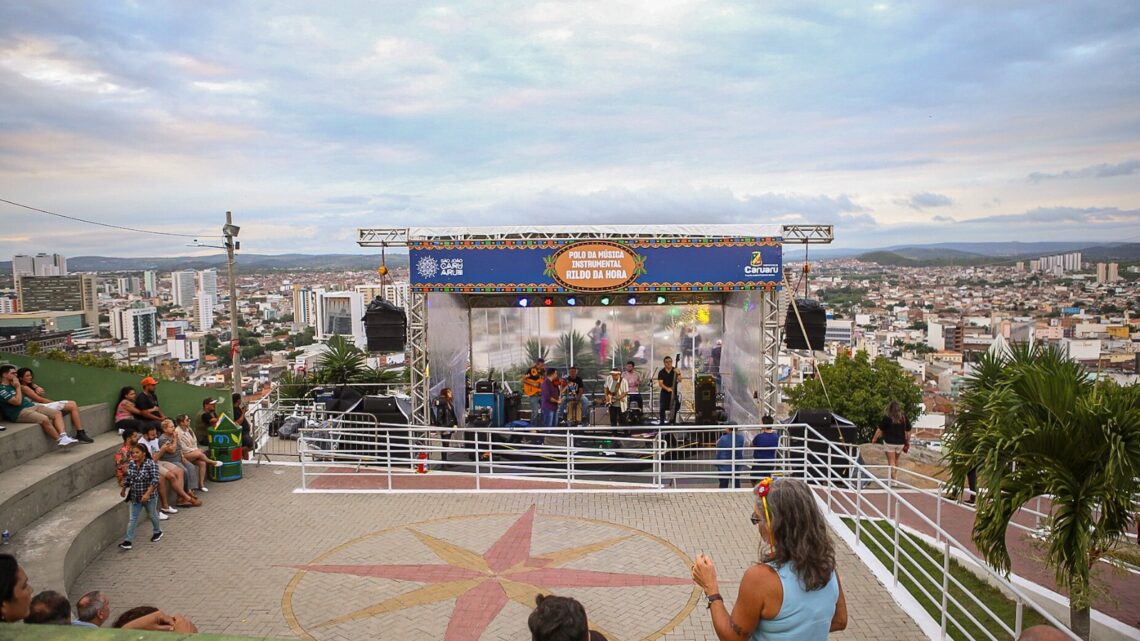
[551,331,599,379]
[784,351,923,442]
[317,334,367,385]
[943,345,1140,640]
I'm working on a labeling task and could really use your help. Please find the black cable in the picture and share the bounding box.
[0,197,221,239]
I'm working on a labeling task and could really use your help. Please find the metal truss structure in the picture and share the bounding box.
[359,225,833,425]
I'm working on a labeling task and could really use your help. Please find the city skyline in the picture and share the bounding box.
[2,2,1138,257]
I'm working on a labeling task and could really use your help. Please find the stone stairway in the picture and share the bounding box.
[0,404,126,599]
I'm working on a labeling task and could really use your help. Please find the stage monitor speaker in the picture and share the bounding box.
[475,379,499,393]
[322,386,364,413]
[363,297,407,353]
[694,375,718,423]
[784,298,827,350]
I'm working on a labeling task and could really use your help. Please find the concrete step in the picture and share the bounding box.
[0,403,113,471]
[0,430,119,535]
[10,478,127,598]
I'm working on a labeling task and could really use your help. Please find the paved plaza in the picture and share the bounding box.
[73,464,927,641]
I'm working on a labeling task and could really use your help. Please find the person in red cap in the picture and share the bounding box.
[134,377,166,432]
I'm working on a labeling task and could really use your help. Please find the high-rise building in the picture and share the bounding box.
[143,271,158,296]
[195,293,215,330]
[1096,263,1108,284]
[355,282,409,310]
[11,255,34,280]
[171,271,196,308]
[292,285,320,330]
[315,291,366,348]
[15,274,98,327]
[1107,263,1120,283]
[111,305,158,347]
[198,269,218,305]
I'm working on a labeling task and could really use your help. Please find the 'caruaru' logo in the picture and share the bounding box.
[745,252,779,277]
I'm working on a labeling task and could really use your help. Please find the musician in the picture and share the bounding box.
[603,368,629,427]
[656,356,681,425]
[522,358,545,427]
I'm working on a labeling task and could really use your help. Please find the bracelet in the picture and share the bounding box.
[706,593,723,609]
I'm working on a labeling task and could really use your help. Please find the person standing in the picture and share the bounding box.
[540,369,561,428]
[656,356,681,425]
[522,359,545,427]
[621,361,642,410]
[598,322,609,360]
[691,477,847,640]
[752,415,779,479]
[560,366,587,427]
[871,400,911,481]
[710,339,723,387]
[603,368,629,428]
[715,426,747,488]
[232,393,255,460]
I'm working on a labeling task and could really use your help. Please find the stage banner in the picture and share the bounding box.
[409,237,782,293]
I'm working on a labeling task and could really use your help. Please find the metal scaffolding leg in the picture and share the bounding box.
[408,290,430,426]
[759,288,781,418]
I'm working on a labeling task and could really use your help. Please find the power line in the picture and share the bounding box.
[0,197,221,239]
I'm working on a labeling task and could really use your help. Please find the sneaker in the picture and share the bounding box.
[119,541,133,550]
[161,506,178,514]
[76,431,94,444]
[58,435,76,446]
[197,486,208,492]
[213,460,224,467]
[150,531,163,543]
[158,512,170,521]
[0,425,6,431]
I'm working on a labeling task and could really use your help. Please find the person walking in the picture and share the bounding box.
[871,400,911,481]
[691,477,847,640]
[118,443,164,550]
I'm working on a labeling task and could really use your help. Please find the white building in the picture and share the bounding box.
[198,269,218,305]
[143,270,158,296]
[171,271,196,308]
[354,281,410,310]
[111,306,158,347]
[316,290,366,348]
[195,294,215,330]
[824,319,854,345]
[292,285,321,330]
[32,253,66,276]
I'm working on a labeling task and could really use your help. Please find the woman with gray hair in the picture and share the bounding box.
[691,477,847,641]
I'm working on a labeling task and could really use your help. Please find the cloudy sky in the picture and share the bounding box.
[2,1,1138,257]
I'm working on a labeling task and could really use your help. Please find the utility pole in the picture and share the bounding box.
[223,212,242,396]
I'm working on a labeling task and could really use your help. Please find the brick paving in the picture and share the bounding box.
[73,465,927,641]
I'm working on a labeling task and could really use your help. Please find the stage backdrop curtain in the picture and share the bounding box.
[426,293,470,422]
[723,291,763,425]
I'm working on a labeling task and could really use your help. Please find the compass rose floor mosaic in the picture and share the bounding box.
[72,466,926,641]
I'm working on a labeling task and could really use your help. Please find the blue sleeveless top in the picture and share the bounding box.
[750,562,838,641]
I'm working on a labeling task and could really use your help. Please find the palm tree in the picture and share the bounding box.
[317,334,367,386]
[552,330,598,377]
[944,344,1140,640]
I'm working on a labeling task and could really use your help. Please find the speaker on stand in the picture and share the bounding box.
[784,298,827,351]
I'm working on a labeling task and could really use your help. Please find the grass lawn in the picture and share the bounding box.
[841,517,1049,641]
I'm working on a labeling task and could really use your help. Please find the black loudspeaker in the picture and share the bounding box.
[363,297,407,353]
[359,395,411,424]
[784,299,827,350]
[475,380,499,393]
[694,375,718,423]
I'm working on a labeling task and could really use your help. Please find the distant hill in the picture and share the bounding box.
[0,253,409,274]
[855,249,997,267]
[857,242,1140,266]
[880,241,1103,257]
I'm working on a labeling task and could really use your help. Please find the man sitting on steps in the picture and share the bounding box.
[16,367,93,443]
[0,365,77,445]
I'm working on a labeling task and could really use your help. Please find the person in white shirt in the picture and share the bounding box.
[621,361,642,411]
[603,369,629,428]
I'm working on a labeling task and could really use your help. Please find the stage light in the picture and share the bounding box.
[566,296,577,306]
[656,295,667,304]
[600,296,611,306]
[627,296,637,305]
[517,297,530,308]
[543,297,554,306]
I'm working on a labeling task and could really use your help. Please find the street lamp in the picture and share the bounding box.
[223,212,241,396]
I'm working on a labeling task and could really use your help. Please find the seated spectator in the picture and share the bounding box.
[158,418,202,497]
[175,413,222,493]
[134,377,166,433]
[25,590,71,625]
[528,594,607,641]
[0,364,76,445]
[0,554,33,623]
[112,605,197,632]
[140,424,200,510]
[17,368,93,443]
[232,392,256,460]
[114,386,150,435]
[74,590,110,627]
[200,397,219,431]
[119,443,164,549]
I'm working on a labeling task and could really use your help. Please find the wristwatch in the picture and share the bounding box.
[706,593,723,609]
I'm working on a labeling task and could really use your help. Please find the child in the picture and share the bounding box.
[119,443,163,549]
